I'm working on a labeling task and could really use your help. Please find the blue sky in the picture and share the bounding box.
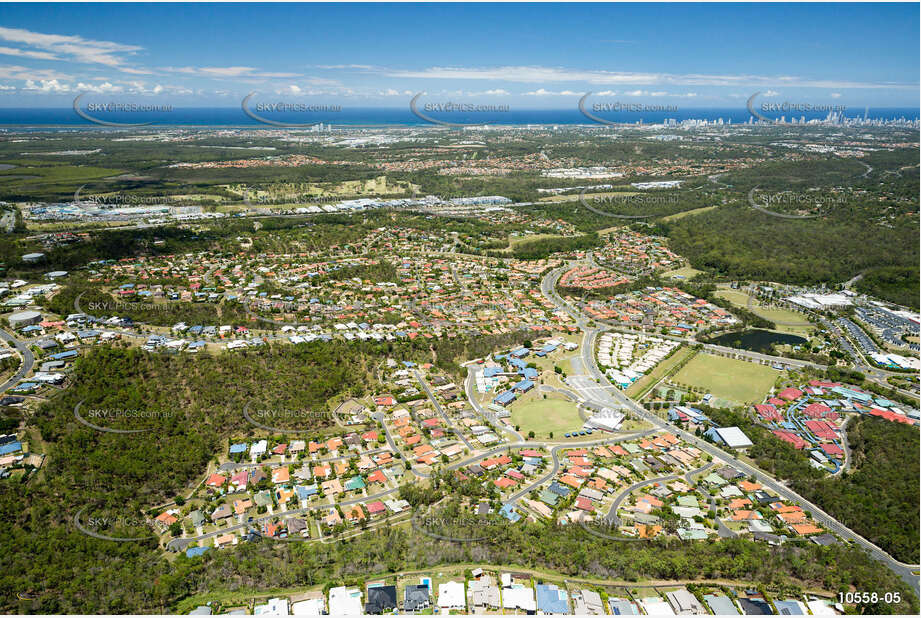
[0,2,918,108]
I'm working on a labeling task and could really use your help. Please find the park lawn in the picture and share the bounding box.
[714,289,813,336]
[671,353,777,405]
[625,346,695,400]
[510,394,583,438]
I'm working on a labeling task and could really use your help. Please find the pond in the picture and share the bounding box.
[707,329,807,354]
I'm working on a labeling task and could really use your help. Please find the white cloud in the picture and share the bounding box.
[523,88,579,96]
[830,92,841,98]
[380,65,915,89]
[24,79,72,93]
[165,66,299,79]
[763,90,781,97]
[0,26,142,68]
[0,45,59,61]
[0,64,71,81]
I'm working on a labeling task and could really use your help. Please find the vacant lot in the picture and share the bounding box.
[511,395,583,437]
[715,288,813,336]
[672,353,777,405]
[661,265,704,280]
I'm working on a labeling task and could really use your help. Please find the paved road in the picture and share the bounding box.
[413,369,475,450]
[216,448,391,472]
[0,327,35,393]
[166,485,401,551]
[582,327,919,590]
[603,462,713,527]
[464,366,525,442]
[504,430,658,504]
[540,264,921,593]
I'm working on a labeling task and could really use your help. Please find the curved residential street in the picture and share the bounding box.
[538,264,921,593]
[0,327,35,393]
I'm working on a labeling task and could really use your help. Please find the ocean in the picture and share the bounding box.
[0,107,918,128]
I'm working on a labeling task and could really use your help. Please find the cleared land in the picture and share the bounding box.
[671,353,777,405]
[661,265,704,280]
[660,205,717,221]
[626,346,696,400]
[714,288,813,336]
[510,394,583,437]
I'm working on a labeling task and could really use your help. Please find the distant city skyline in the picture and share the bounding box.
[0,2,918,109]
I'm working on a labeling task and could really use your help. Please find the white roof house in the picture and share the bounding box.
[251,439,268,457]
[328,586,363,615]
[710,426,754,449]
[290,599,324,616]
[253,598,288,616]
[438,581,466,610]
[502,586,536,612]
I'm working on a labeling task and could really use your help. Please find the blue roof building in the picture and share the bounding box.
[512,379,534,393]
[499,503,521,522]
[296,484,318,500]
[521,367,539,380]
[510,357,527,370]
[831,386,873,403]
[229,443,248,455]
[0,441,22,456]
[536,584,569,614]
[494,391,516,406]
[48,350,79,361]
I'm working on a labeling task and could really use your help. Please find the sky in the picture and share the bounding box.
[0,2,918,110]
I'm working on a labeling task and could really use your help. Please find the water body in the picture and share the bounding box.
[0,107,918,127]
[708,329,807,354]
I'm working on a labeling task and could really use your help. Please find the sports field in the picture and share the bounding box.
[510,395,583,437]
[626,346,695,399]
[672,353,778,405]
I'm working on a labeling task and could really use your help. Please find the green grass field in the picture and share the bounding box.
[626,346,695,400]
[715,289,813,336]
[671,353,778,405]
[511,395,583,437]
